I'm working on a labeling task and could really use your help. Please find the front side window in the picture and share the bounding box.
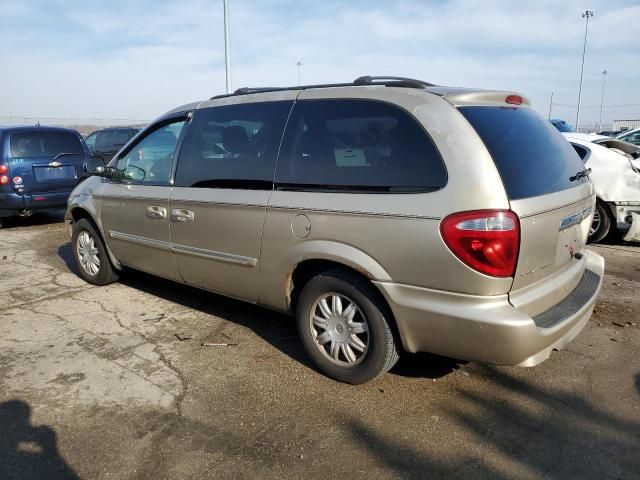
[10,131,83,158]
[275,99,447,192]
[174,101,293,189]
[113,119,186,184]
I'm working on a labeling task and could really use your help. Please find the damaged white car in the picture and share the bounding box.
[565,135,640,243]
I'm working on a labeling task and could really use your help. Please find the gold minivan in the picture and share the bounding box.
[66,76,605,383]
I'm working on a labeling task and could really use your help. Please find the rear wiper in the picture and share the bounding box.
[51,152,77,161]
[569,168,592,182]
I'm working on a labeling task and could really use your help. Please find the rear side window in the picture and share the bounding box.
[275,99,447,192]
[460,107,587,200]
[175,101,293,189]
[10,131,83,158]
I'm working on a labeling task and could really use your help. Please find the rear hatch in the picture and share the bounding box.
[459,105,595,316]
[9,130,86,193]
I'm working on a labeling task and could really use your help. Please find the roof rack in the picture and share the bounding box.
[210,75,436,100]
[353,76,435,88]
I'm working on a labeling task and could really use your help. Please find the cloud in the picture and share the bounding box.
[1,0,638,126]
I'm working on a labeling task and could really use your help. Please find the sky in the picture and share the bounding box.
[1,0,639,127]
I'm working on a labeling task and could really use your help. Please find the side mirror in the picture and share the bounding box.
[122,165,146,181]
[83,156,105,175]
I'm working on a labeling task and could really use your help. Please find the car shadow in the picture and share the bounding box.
[56,242,460,380]
[0,399,79,480]
[343,365,640,479]
[1,210,65,229]
[120,268,461,380]
[390,352,464,379]
[57,243,79,276]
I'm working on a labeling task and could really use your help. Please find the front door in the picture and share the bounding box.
[99,116,188,280]
[169,96,294,301]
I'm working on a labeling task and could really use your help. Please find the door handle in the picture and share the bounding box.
[171,208,195,223]
[147,206,167,219]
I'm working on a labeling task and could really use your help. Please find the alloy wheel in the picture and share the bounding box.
[309,293,369,366]
[77,230,100,276]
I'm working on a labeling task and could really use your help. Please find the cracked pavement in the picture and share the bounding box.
[1,211,639,479]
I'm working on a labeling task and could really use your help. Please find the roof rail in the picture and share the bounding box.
[210,75,436,100]
[353,76,435,88]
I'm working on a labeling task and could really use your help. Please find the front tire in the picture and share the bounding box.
[296,269,400,384]
[72,218,119,285]
[589,200,612,243]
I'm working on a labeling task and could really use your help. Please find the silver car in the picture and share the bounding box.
[66,76,605,384]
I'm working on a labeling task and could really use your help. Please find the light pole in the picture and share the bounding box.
[598,70,608,131]
[295,61,303,86]
[223,0,232,94]
[575,9,594,131]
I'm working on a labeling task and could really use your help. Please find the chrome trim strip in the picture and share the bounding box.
[108,230,257,267]
[108,231,173,251]
[267,204,440,220]
[169,198,264,209]
[518,194,593,219]
[172,243,257,267]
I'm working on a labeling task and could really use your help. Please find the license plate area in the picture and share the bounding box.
[34,165,76,181]
[555,219,588,267]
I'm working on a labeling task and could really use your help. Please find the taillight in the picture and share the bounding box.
[440,210,520,277]
[0,164,9,185]
[505,95,523,105]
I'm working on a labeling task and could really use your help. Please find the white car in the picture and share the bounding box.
[564,134,640,242]
[616,128,640,146]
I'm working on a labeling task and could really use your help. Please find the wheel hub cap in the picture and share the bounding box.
[309,293,369,366]
[77,231,100,276]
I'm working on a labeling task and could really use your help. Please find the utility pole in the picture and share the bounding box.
[548,91,554,119]
[295,61,303,86]
[575,10,594,131]
[223,0,232,94]
[598,70,608,131]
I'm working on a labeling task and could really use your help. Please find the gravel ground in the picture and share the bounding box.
[0,211,639,480]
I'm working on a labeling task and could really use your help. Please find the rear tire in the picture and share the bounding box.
[296,269,400,384]
[588,200,612,244]
[72,218,119,285]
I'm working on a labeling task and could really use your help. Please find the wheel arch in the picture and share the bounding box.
[286,258,400,349]
[68,205,121,270]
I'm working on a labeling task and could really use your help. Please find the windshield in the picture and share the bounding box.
[460,107,587,200]
[10,131,84,158]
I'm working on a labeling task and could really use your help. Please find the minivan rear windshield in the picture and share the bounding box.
[459,107,587,200]
[10,131,83,158]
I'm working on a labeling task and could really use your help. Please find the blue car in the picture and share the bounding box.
[549,118,576,133]
[0,126,92,228]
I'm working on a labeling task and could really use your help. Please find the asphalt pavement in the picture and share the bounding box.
[0,211,639,480]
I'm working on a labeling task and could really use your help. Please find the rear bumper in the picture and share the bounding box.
[374,250,605,366]
[0,191,71,217]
